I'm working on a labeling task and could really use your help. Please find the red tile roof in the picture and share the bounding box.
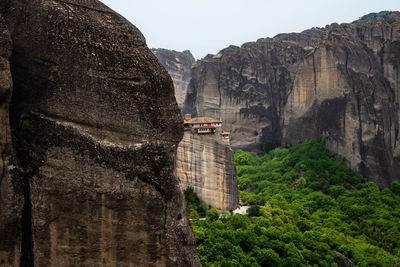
[197,126,216,129]
[187,117,222,124]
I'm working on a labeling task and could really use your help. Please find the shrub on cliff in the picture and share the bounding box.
[206,208,220,221]
[185,186,210,217]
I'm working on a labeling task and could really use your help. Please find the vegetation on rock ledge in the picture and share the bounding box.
[191,140,400,266]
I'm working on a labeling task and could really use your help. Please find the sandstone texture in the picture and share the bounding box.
[152,49,195,109]
[183,12,400,187]
[176,131,238,210]
[0,1,199,266]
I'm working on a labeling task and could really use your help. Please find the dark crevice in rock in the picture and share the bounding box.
[0,149,6,179]
[8,50,35,267]
[1,0,198,265]
[312,53,317,95]
[345,49,366,175]
[0,0,11,20]
[20,173,34,267]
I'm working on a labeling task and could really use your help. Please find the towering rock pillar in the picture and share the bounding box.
[0,0,199,266]
[183,13,400,187]
[176,116,238,210]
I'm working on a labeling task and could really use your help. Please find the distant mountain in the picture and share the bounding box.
[353,11,399,23]
[152,49,195,109]
[182,11,400,188]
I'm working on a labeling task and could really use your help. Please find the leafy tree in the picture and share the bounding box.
[184,186,210,217]
[189,210,200,220]
[262,141,277,154]
[329,185,346,198]
[247,205,261,217]
[391,181,400,196]
[190,140,400,266]
[206,208,220,221]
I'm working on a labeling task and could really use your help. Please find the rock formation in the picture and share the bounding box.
[153,50,238,209]
[176,125,238,210]
[0,1,199,266]
[183,11,400,187]
[152,49,195,109]
[333,251,355,267]
[0,13,24,267]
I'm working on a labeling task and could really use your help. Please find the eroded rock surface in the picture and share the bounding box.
[0,14,24,267]
[0,0,199,266]
[176,131,238,210]
[183,12,400,187]
[152,49,195,109]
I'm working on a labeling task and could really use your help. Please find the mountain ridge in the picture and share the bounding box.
[182,11,400,187]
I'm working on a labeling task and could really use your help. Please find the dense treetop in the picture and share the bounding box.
[189,140,400,266]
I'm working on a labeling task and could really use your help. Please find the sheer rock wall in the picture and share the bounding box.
[183,13,400,187]
[176,131,238,210]
[0,1,199,266]
[152,49,195,109]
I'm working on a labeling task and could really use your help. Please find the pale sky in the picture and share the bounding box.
[100,0,399,59]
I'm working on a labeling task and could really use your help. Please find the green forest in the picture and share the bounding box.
[188,139,400,266]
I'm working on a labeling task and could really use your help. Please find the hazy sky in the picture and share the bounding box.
[101,0,399,59]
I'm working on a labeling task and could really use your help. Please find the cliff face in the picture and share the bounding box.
[152,49,195,109]
[183,12,400,187]
[0,1,199,266]
[176,131,238,210]
[0,14,24,267]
